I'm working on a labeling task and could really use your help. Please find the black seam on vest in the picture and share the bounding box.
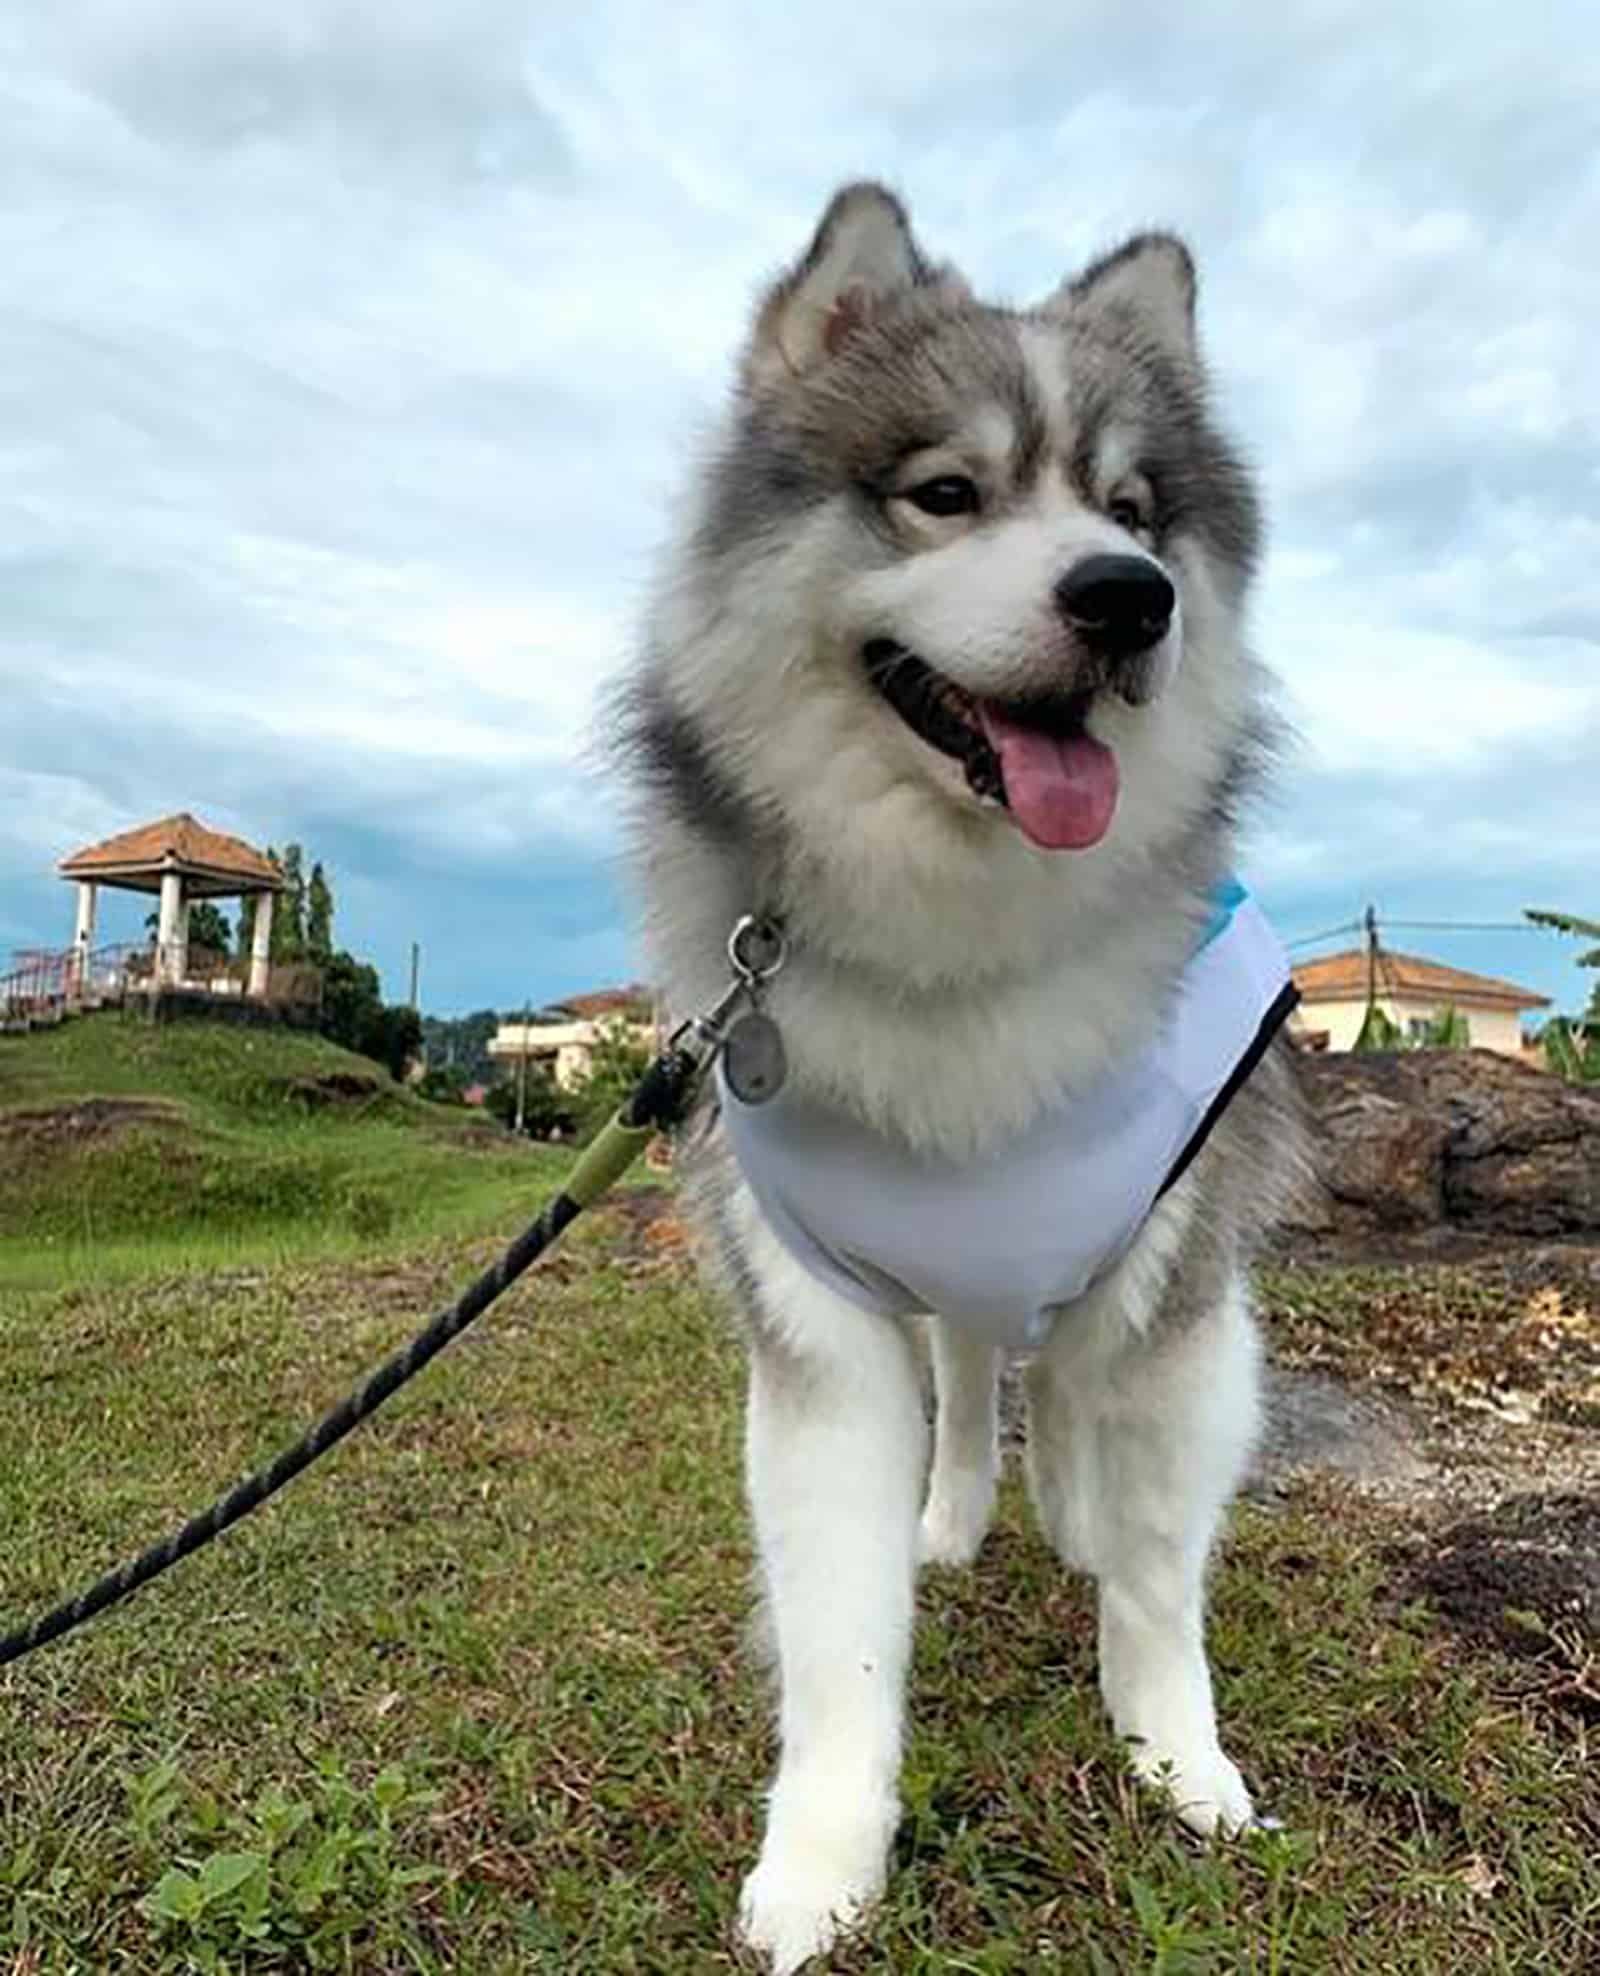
[1155,981,1301,1202]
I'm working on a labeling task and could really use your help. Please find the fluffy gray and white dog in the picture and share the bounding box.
[612,182,1305,1973]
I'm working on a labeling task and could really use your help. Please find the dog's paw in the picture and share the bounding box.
[1125,1735,1256,1837]
[917,1489,992,1568]
[736,1861,873,1973]
[736,1839,883,1973]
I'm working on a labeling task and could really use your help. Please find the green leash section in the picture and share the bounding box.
[0,1047,700,1670]
[563,1110,659,1208]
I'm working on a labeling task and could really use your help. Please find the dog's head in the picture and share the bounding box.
[676,183,1262,864]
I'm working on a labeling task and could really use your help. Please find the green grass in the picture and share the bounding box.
[0,1014,569,1290]
[3,1021,1594,1967]
[3,1197,1597,1971]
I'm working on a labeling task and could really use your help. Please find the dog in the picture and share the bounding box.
[611,181,1306,1973]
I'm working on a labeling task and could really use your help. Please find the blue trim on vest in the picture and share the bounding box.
[1199,875,1248,951]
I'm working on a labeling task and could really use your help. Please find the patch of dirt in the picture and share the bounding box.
[434,1116,523,1153]
[1261,1252,1600,1431]
[0,1096,181,1151]
[1249,1243,1600,1708]
[1395,1490,1600,1652]
[601,1187,692,1265]
[278,1070,386,1109]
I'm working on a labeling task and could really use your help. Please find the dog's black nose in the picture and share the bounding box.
[1053,554,1175,659]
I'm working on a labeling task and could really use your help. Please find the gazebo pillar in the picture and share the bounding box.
[71,880,98,995]
[157,866,186,986]
[248,889,275,999]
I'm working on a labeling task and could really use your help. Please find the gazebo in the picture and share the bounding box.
[58,812,284,999]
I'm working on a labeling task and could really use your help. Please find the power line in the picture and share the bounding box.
[1286,915,1563,949]
[1381,919,1556,934]
[1286,919,1362,950]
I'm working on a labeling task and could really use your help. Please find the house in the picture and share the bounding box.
[1289,948,1550,1056]
[487,985,656,1090]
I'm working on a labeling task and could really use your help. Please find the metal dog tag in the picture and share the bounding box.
[723,1009,787,1105]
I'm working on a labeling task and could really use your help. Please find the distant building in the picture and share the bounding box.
[487,985,656,1089]
[1290,948,1550,1056]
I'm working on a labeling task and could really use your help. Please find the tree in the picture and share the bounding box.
[187,902,233,956]
[307,862,334,964]
[237,890,258,963]
[1352,1002,1401,1052]
[566,1017,654,1144]
[317,948,421,1083]
[363,1003,422,1083]
[1417,1004,1470,1049]
[1525,908,1600,1019]
[417,1063,469,1105]
[271,845,307,962]
[145,901,231,955]
[320,949,384,1056]
[1353,1002,1469,1053]
[485,1064,572,1139]
[418,1008,503,1084]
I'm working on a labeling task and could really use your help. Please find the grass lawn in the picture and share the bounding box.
[4,1185,1598,1970]
[3,1014,1597,1969]
[0,1015,570,1292]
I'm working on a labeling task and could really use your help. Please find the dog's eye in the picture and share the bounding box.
[1107,496,1147,532]
[903,475,981,518]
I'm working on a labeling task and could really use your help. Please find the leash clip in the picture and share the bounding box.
[670,913,788,1069]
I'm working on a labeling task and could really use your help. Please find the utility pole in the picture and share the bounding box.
[1365,902,1379,1011]
[514,997,531,1135]
[408,941,420,1011]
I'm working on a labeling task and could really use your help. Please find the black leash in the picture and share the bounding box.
[0,917,782,1675]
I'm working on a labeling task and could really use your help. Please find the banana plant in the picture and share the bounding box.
[1540,1016,1600,1085]
[1525,907,1600,1082]
[1524,908,1600,972]
[1352,1000,1469,1053]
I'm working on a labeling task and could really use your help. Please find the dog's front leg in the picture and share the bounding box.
[734,1240,925,1972]
[919,1315,1001,1566]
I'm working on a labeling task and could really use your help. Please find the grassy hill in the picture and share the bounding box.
[0,1013,567,1289]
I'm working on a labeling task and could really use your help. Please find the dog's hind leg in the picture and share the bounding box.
[1025,1246,1260,1836]
[728,1196,925,1974]
[919,1316,1001,1566]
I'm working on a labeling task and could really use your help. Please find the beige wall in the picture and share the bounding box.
[488,1016,653,1090]
[1293,995,1528,1056]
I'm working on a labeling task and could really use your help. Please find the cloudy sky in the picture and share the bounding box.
[2,0,1596,1018]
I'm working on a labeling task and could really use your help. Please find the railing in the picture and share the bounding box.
[1,949,72,1022]
[2,942,324,1021]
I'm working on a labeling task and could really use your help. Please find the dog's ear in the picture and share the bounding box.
[744,182,964,389]
[1057,233,1198,361]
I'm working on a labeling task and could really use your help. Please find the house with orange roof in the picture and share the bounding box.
[1289,947,1550,1056]
[487,985,656,1090]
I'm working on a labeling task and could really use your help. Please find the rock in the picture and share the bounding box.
[1284,1049,1600,1242]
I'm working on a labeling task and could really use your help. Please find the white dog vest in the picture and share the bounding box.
[718,882,1298,1355]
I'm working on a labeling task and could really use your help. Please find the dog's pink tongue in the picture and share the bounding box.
[978,706,1119,850]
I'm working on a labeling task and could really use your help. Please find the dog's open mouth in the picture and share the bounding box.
[863,640,1120,851]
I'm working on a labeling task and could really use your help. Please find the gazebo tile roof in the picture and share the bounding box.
[59,812,283,888]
